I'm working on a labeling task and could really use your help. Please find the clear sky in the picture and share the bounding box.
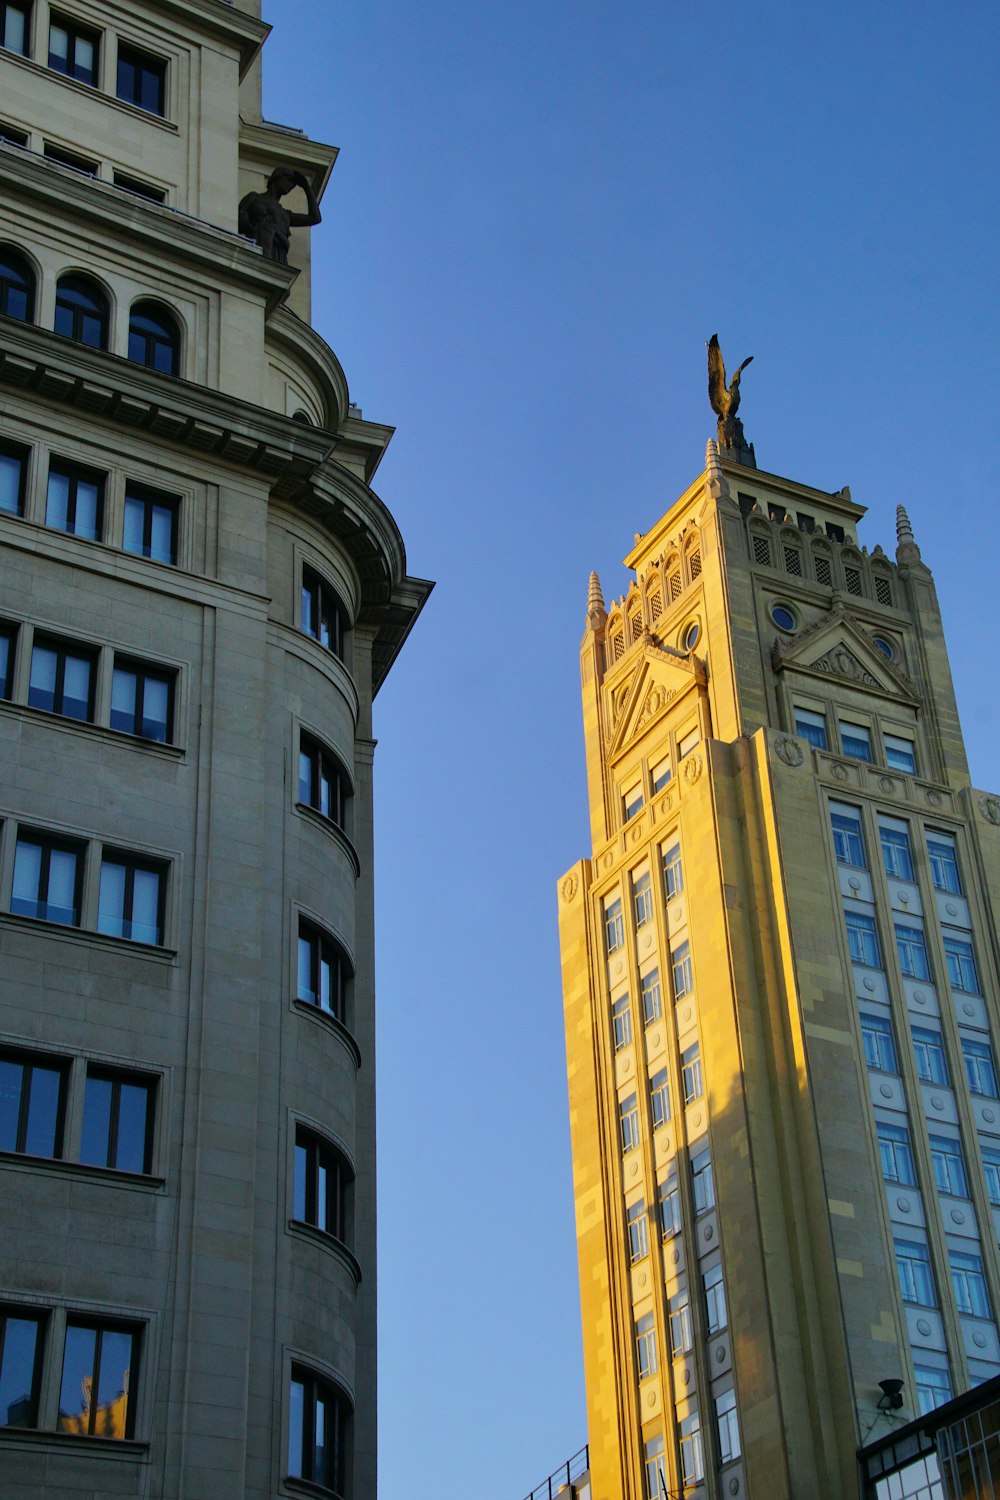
[261,4,1000,1496]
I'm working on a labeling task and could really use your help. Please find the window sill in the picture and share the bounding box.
[0,48,178,133]
[287,1219,362,1286]
[294,804,361,877]
[292,999,361,1069]
[0,1426,148,1457]
[0,1150,165,1192]
[0,698,183,758]
[0,910,176,961]
[283,1475,346,1500]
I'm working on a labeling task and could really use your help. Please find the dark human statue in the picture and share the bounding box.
[238,168,322,265]
[707,333,755,463]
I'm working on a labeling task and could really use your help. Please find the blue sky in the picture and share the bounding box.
[262,4,1000,1495]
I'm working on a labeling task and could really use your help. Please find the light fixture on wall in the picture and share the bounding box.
[878,1378,905,1411]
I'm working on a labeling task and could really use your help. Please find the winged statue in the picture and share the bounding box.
[707,333,755,461]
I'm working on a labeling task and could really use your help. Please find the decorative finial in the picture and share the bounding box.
[896,505,921,565]
[707,333,756,467]
[705,437,731,500]
[586,570,606,628]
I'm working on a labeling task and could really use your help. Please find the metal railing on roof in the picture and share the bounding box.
[523,1444,589,1500]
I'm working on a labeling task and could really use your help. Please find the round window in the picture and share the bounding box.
[770,604,797,632]
[873,636,895,660]
[682,621,700,651]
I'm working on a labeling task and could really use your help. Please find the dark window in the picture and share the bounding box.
[288,1367,351,1493]
[0,1047,66,1156]
[113,171,165,203]
[11,832,82,925]
[0,122,29,146]
[128,300,179,375]
[0,623,14,698]
[0,1308,44,1428]
[299,734,349,830]
[0,439,27,516]
[28,636,95,719]
[57,1321,138,1439]
[48,13,98,84]
[825,522,845,543]
[97,853,165,945]
[0,244,35,320]
[796,512,816,533]
[123,483,178,564]
[297,919,350,1023]
[45,459,104,540]
[116,43,165,115]
[767,502,787,522]
[0,2,30,56]
[43,141,97,175]
[110,659,173,742]
[54,274,108,348]
[81,1068,154,1173]
[301,565,346,660]
[736,492,756,518]
[293,1127,353,1243]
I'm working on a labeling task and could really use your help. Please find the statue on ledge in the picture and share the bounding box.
[238,168,322,265]
[707,333,755,465]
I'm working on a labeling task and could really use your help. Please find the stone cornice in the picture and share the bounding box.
[238,119,338,204]
[138,0,270,77]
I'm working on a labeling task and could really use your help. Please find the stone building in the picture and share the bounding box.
[0,2,429,1496]
[557,435,1000,1498]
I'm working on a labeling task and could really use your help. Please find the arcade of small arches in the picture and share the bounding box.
[0,241,182,376]
[605,533,704,664]
[744,507,897,608]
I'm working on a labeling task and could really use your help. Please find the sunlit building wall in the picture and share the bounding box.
[0,1,429,1494]
[558,439,1000,1499]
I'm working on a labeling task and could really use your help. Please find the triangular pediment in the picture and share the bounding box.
[606,644,702,761]
[772,605,920,705]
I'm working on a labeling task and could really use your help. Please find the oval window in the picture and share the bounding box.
[873,636,894,660]
[683,621,700,651]
[770,604,797,632]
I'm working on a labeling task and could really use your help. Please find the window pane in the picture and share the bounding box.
[80,1075,114,1167]
[97,861,127,936]
[45,847,78,924]
[149,504,174,564]
[115,1083,150,1173]
[46,469,70,530]
[94,1329,133,1438]
[58,1325,96,1433]
[293,1141,308,1221]
[73,478,100,540]
[0,1058,22,1150]
[110,667,137,732]
[28,646,57,711]
[123,496,144,554]
[130,867,161,943]
[141,676,169,740]
[0,1316,40,1428]
[11,840,42,916]
[23,1064,61,1156]
[289,1377,305,1476]
[61,654,91,719]
[316,1157,328,1233]
[49,23,68,65]
[0,450,24,514]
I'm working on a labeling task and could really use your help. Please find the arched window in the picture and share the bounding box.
[128,299,180,375]
[665,555,682,602]
[629,606,643,644]
[291,409,314,425]
[0,246,36,322]
[812,542,834,587]
[54,274,109,349]
[687,543,703,581]
[647,585,662,623]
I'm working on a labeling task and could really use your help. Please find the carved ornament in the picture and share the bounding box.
[980,796,1000,827]
[774,736,804,768]
[808,645,879,687]
[560,874,579,903]
[683,754,704,785]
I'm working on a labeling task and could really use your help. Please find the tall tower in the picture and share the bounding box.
[558,427,1000,1499]
[0,4,429,1496]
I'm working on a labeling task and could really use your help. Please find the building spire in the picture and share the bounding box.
[705,437,731,500]
[586,571,606,629]
[895,504,921,565]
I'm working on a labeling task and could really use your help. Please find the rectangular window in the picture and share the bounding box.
[662,842,683,899]
[846,910,881,968]
[45,460,103,541]
[669,1289,692,1355]
[944,937,980,994]
[11,832,82,926]
[1,2,30,56]
[626,1199,648,1262]
[301,565,345,659]
[914,1363,953,1416]
[0,1047,66,1156]
[633,870,653,928]
[0,121,29,147]
[42,140,97,175]
[116,43,165,115]
[679,1415,704,1486]
[963,1038,999,1098]
[58,1321,138,1439]
[110,659,174,742]
[288,1368,349,1493]
[0,1307,44,1428]
[297,920,347,1022]
[678,727,700,760]
[912,1026,949,1086]
[612,993,632,1052]
[651,757,672,793]
[623,784,643,822]
[635,1313,657,1379]
[671,941,693,999]
[80,1069,154,1174]
[644,1437,666,1500]
[794,706,828,750]
[113,171,166,203]
[659,1179,681,1239]
[650,1069,670,1129]
[692,1147,714,1214]
[293,1127,350,1242]
[28,636,95,720]
[885,733,916,774]
[895,923,931,981]
[831,808,866,867]
[299,735,346,829]
[97,854,165,945]
[48,12,99,85]
[950,1250,991,1319]
[123,483,178,565]
[640,969,661,1026]
[703,1262,727,1334]
[0,440,27,516]
[839,721,873,762]
[604,897,624,955]
[681,1043,702,1105]
[880,823,915,881]
[894,1237,937,1306]
[981,1146,1000,1207]
[619,1093,639,1153]
[877,1121,917,1186]
[715,1386,741,1465]
[929,1134,969,1199]
[0,623,14,699]
[861,1013,898,1073]
[927,836,962,895]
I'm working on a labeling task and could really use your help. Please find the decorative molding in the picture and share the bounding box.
[774,736,804,768]
[560,874,579,903]
[683,754,704,785]
[808,645,879,687]
[980,795,1000,827]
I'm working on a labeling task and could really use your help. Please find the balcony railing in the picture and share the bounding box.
[523,1444,590,1500]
